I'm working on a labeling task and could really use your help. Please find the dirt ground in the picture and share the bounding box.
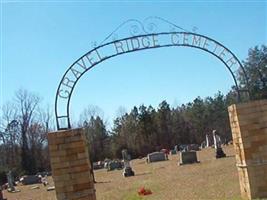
[3,145,241,200]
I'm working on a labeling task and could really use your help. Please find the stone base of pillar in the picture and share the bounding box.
[48,128,96,200]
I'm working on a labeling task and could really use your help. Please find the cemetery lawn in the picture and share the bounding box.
[3,145,241,200]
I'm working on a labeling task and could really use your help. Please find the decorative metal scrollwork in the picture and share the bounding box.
[100,16,193,45]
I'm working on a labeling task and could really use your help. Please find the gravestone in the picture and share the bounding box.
[187,144,200,151]
[21,175,41,185]
[93,162,104,170]
[47,186,55,191]
[147,152,166,163]
[7,171,15,192]
[169,150,177,155]
[205,133,214,147]
[122,149,134,177]
[104,159,111,169]
[179,151,199,165]
[200,141,206,149]
[107,160,123,171]
[212,130,226,158]
[206,134,210,147]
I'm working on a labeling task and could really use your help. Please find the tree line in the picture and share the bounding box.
[84,93,233,160]
[82,45,267,160]
[0,45,266,182]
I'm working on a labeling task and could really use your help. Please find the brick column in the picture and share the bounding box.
[228,99,267,199]
[48,128,96,200]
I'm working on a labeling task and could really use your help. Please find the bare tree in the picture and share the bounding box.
[116,106,127,118]
[0,102,19,169]
[38,104,54,133]
[36,105,54,170]
[78,105,105,127]
[0,102,18,143]
[15,89,41,174]
[0,90,54,174]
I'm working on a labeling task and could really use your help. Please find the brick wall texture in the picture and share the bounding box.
[48,128,96,200]
[228,99,267,199]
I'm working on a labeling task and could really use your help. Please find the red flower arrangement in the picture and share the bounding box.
[138,187,152,196]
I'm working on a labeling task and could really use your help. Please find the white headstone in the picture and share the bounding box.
[206,134,209,147]
[213,130,222,149]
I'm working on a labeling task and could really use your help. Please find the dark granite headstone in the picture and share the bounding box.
[216,147,226,158]
[179,151,199,165]
[147,152,166,163]
[107,161,123,171]
[21,175,41,185]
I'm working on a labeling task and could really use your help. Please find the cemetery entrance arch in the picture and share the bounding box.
[55,18,250,130]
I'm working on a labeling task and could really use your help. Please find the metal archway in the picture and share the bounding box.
[55,20,250,130]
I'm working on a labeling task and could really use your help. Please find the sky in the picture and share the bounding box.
[1,1,267,127]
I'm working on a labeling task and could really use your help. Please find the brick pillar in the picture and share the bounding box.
[48,128,96,200]
[228,99,267,199]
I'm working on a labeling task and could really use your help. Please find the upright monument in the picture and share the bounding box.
[121,149,135,177]
[212,130,226,158]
